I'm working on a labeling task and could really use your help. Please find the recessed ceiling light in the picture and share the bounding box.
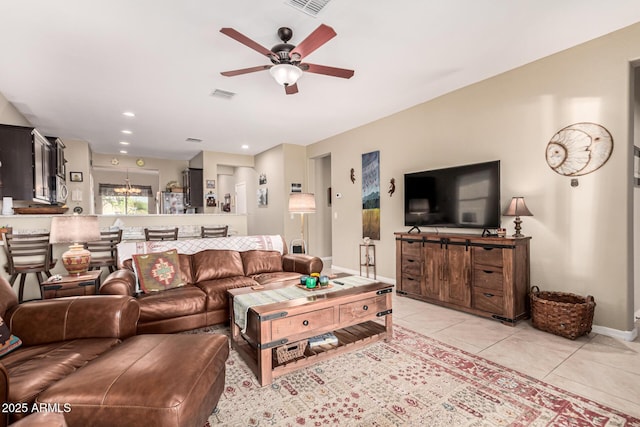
[119,141,130,145]
[241,144,249,150]
[121,130,132,134]
[123,112,135,117]
[119,150,128,154]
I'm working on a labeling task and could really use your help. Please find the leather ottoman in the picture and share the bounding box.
[35,334,229,427]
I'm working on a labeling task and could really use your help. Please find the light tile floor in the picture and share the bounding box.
[391,293,640,418]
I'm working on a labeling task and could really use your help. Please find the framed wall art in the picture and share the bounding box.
[362,150,380,240]
[70,171,83,182]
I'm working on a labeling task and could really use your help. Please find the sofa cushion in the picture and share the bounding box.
[195,276,258,311]
[241,250,283,276]
[0,315,22,357]
[132,249,184,293]
[192,250,245,282]
[137,285,206,322]
[1,338,120,404]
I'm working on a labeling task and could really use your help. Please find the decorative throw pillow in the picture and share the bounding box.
[0,316,22,357]
[132,249,184,293]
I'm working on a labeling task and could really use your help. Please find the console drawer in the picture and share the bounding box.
[339,295,388,324]
[401,257,422,275]
[401,274,422,295]
[473,287,504,314]
[473,267,503,291]
[473,246,503,267]
[271,307,335,340]
[402,239,422,257]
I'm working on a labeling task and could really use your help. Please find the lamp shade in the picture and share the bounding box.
[289,193,316,213]
[503,197,533,217]
[270,64,303,86]
[50,215,101,275]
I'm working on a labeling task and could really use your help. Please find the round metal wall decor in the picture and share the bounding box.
[545,122,613,176]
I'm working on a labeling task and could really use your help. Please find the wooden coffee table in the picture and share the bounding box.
[228,278,393,386]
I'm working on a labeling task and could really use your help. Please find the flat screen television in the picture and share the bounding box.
[404,160,500,230]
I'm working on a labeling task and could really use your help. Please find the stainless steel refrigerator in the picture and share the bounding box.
[159,192,185,214]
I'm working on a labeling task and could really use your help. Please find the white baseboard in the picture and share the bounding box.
[591,324,638,342]
[330,264,396,285]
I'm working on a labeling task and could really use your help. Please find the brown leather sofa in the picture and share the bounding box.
[101,248,323,334]
[0,277,229,427]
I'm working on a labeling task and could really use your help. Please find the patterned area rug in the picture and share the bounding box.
[186,325,640,426]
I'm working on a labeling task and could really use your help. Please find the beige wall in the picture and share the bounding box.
[308,22,640,332]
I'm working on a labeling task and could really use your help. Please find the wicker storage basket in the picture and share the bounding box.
[276,340,307,363]
[530,286,595,340]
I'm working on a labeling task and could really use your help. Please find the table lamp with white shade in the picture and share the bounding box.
[49,215,101,276]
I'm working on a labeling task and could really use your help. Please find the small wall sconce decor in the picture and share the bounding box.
[350,168,355,184]
[388,178,395,196]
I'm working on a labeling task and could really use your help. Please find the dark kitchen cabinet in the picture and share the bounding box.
[0,124,52,204]
[182,168,203,208]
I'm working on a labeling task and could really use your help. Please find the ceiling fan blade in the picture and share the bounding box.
[289,24,336,60]
[301,63,354,79]
[220,28,275,59]
[285,83,299,95]
[221,65,272,77]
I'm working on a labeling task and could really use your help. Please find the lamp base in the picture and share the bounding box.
[512,216,524,238]
[62,243,92,276]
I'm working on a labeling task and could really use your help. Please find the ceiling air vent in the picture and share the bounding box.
[210,89,236,99]
[287,0,332,17]
[185,138,202,143]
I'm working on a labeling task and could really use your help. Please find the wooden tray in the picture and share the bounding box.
[13,206,69,215]
[296,283,333,291]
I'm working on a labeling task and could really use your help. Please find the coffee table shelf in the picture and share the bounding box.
[272,321,387,369]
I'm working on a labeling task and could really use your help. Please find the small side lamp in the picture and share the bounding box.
[503,197,533,238]
[49,215,101,275]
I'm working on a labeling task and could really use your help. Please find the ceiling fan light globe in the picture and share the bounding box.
[270,64,302,86]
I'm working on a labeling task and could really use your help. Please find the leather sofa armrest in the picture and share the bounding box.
[0,363,8,427]
[5,296,139,346]
[100,269,137,296]
[282,254,324,275]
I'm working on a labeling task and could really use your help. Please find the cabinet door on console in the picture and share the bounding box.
[442,243,471,307]
[423,242,442,300]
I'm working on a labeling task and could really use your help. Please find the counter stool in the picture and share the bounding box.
[144,227,178,241]
[201,225,228,238]
[86,229,123,276]
[3,232,57,302]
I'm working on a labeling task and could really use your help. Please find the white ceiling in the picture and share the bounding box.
[1,1,639,159]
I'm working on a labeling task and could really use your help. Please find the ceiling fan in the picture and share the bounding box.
[219,24,354,95]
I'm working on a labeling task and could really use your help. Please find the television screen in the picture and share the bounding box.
[404,160,500,229]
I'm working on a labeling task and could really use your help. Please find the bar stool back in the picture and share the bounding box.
[200,225,228,238]
[144,227,178,241]
[3,232,56,302]
[86,229,123,276]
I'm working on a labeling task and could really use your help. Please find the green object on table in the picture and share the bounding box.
[305,277,317,288]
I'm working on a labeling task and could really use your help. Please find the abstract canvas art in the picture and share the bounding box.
[362,150,380,240]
